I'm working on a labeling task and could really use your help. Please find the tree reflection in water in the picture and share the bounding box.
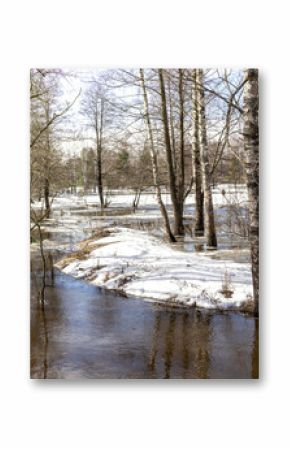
[39,287,48,379]
[251,318,259,379]
[164,313,176,379]
[31,249,258,379]
[193,312,211,379]
[182,313,190,376]
[148,308,214,379]
[148,311,161,374]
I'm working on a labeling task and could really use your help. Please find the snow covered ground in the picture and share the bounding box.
[56,226,253,311]
[32,184,252,311]
[32,184,248,212]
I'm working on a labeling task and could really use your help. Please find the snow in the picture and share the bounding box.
[32,184,248,213]
[32,185,252,310]
[56,226,253,311]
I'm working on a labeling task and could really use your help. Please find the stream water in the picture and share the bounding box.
[30,196,258,379]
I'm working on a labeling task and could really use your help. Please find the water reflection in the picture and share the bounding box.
[182,313,190,376]
[193,312,210,379]
[30,271,259,379]
[40,294,48,379]
[148,311,161,374]
[164,313,176,378]
[30,278,49,379]
[251,319,259,379]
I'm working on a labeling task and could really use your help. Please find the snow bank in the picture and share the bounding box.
[56,227,253,311]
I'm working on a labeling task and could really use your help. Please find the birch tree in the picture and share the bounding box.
[158,69,184,235]
[192,69,204,236]
[196,69,217,248]
[140,69,176,242]
[243,69,259,314]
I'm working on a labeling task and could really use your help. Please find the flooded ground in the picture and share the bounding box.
[31,274,258,379]
[30,193,258,379]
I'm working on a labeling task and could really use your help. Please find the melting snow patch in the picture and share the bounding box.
[56,227,253,311]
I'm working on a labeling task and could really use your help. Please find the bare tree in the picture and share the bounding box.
[196,69,217,248]
[243,69,259,315]
[95,95,105,207]
[140,69,176,242]
[192,69,204,236]
[158,69,184,235]
[177,69,185,217]
[81,83,108,208]
[30,69,80,150]
[30,70,80,211]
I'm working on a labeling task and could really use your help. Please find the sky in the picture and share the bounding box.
[56,68,141,155]
[52,68,244,157]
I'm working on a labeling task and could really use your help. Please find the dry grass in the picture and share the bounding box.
[55,229,111,269]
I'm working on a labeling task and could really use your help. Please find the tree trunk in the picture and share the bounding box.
[44,104,51,216]
[95,96,105,208]
[243,69,259,315]
[96,148,104,208]
[140,69,176,242]
[132,188,142,211]
[44,177,50,213]
[82,151,88,192]
[192,69,204,235]
[196,69,217,248]
[158,69,184,235]
[178,69,185,221]
[168,76,176,171]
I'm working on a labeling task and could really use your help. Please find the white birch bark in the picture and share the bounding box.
[196,69,217,248]
[140,69,176,242]
[244,68,259,314]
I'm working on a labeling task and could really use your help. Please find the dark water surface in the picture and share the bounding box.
[30,197,258,379]
[31,272,258,379]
